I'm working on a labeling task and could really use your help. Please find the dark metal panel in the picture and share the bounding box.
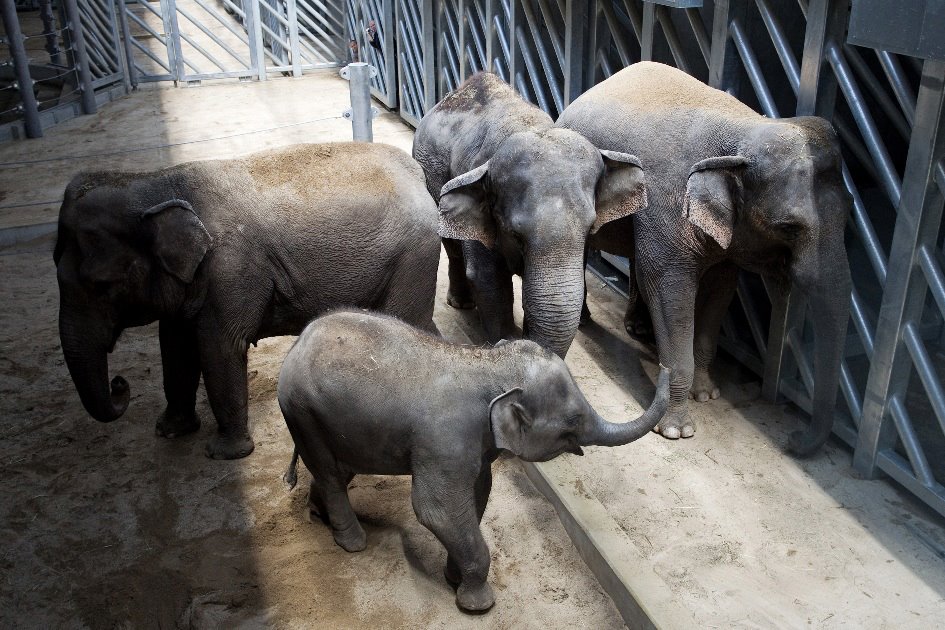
[847,0,945,61]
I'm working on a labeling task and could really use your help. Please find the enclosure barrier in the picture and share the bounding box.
[367,0,945,520]
[2,0,944,519]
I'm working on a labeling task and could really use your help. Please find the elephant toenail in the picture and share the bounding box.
[662,427,681,439]
[680,426,695,438]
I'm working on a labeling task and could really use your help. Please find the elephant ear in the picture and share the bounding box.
[489,387,531,457]
[438,161,496,249]
[593,150,647,234]
[684,156,748,249]
[141,200,212,283]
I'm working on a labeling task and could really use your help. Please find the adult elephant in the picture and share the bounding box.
[413,72,648,358]
[54,142,440,460]
[557,62,851,455]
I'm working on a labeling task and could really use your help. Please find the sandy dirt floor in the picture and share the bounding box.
[0,234,623,628]
[3,69,945,629]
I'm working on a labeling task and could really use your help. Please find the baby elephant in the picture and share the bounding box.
[278,310,669,613]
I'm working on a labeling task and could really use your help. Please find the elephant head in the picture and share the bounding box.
[490,343,670,461]
[438,128,647,358]
[53,176,212,422]
[681,117,852,455]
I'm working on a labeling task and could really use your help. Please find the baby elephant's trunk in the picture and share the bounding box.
[283,447,299,490]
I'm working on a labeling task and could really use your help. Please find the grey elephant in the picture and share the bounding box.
[278,310,670,613]
[557,62,852,455]
[412,72,648,358]
[54,143,439,460]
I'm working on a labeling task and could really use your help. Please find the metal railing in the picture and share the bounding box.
[375,0,945,518]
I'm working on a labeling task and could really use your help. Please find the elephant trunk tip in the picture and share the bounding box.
[89,375,130,422]
[786,426,831,458]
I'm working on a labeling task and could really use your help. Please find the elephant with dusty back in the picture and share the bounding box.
[54,142,440,459]
[557,62,852,455]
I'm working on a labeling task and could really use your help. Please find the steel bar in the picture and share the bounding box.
[1,0,43,137]
[287,0,302,76]
[888,395,936,488]
[903,323,945,435]
[521,0,562,113]
[640,2,655,61]
[684,7,710,65]
[754,0,799,92]
[562,0,584,106]
[62,0,98,113]
[38,0,61,64]
[855,59,945,480]
[827,42,902,208]
[247,0,267,80]
[876,50,916,127]
[796,0,844,117]
[599,1,635,67]
[918,245,945,317]
[730,17,778,117]
[842,165,888,286]
[843,44,911,141]
[656,5,692,76]
[848,287,875,359]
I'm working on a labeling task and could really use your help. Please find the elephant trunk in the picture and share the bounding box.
[787,244,852,456]
[59,310,129,422]
[522,251,586,358]
[581,366,671,446]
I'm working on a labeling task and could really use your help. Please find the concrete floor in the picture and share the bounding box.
[2,70,945,628]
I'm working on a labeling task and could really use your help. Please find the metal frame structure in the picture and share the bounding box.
[371,0,945,518]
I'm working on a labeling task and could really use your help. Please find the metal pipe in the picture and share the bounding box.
[888,396,935,488]
[826,42,902,207]
[345,62,374,141]
[685,7,711,66]
[62,0,97,113]
[730,17,779,117]
[844,44,911,141]
[875,50,916,127]
[848,286,875,359]
[1,0,43,137]
[754,0,800,93]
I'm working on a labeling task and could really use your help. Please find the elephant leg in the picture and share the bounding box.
[638,258,699,440]
[376,249,439,335]
[198,321,255,459]
[443,238,475,309]
[413,469,494,613]
[156,318,201,438]
[624,265,654,342]
[691,262,738,402]
[313,471,364,552]
[464,242,516,343]
[445,466,492,588]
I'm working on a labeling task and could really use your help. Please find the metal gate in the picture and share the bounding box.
[120,0,344,84]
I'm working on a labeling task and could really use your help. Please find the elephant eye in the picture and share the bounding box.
[773,222,804,240]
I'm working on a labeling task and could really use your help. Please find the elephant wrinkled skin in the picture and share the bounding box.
[278,310,670,613]
[413,72,648,358]
[54,143,440,460]
[557,62,852,455]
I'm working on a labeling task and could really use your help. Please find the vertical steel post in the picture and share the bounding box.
[247,0,266,81]
[458,0,467,81]
[708,0,749,93]
[422,0,435,113]
[62,0,98,114]
[116,0,138,89]
[563,0,586,106]
[485,0,497,73]
[38,0,61,65]
[640,1,655,61]
[286,0,302,77]
[345,62,375,141]
[1,0,43,137]
[509,0,525,92]
[854,59,945,479]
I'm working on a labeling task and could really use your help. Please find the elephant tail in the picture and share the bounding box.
[283,447,299,490]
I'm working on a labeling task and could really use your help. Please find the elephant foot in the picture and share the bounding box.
[690,370,720,403]
[446,287,476,310]
[205,432,255,460]
[623,310,654,343]
[155,409,200,438]
[332,521,367,553]
[456,581,494,614]
[653,407,696,440]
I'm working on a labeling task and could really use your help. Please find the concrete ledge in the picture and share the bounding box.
[0,221,57,248]
[523,458,697,629]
